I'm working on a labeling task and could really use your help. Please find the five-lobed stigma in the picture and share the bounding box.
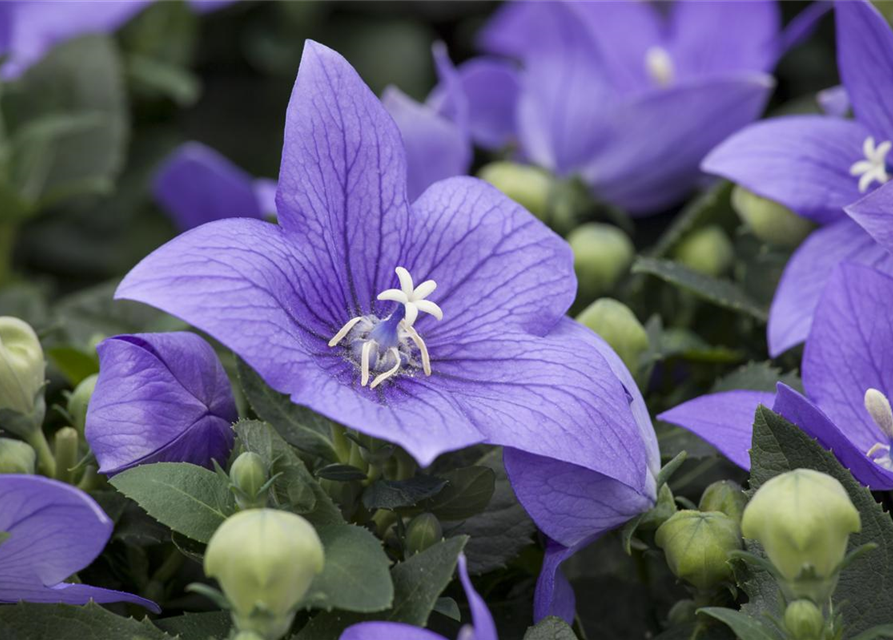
[850,136,892,193]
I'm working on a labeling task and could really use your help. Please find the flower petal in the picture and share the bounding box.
[803,263,893,452]
[817,85,851,118]
[774,383,893,489]
[658,390,775,470]
[253,178,278,217]
[341,622,445,640]
[458,555,497,640]
[454,58,521,150]
[835,0,893,137]
[768,218,893,356]
[846,180,893,253]
[0,581,159,612]
[701,115,869,224]
[533,535,598,624]
[153,142,265,232]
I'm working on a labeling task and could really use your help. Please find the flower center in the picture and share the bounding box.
[645,46,675,87]
[850,136,893,193]
[328,267,443,389]
[865,388,893,470]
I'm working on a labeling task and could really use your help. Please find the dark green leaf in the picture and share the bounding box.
[154,612,232,640]
[46,345,98,385]
[418,466,496,521]
[698,608,781,640]
[433,597,460,622]
[316,464,368,482]
[362,475,448,510]
[0,602,173,640]
[712,361,801,395]
[523,616,579,640]
[650,182,735,259]
[850,625,893,640]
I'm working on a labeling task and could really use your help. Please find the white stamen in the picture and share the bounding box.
[867,442,893,471]
[402,322,431,376]
[376,266,443,327]
[370,348,401,389]
[866,388,893,439]
[360,340,375,387]
[645,46,675,87]
[850,136,892,193]
[328,317,363,347]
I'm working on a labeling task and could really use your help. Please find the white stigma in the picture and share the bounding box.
[850,136,892,193]
[645,46,675,88]
[865,388,893,470]
[376,266,443,327]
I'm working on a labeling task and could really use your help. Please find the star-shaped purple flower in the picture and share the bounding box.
[661,262,893,490]
[154,142,277,232]
[85,332,237,475]
[341,555,496,640]
[0,474,158,611]
[703,0,893,356]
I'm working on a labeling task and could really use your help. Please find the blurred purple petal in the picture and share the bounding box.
[458,555,497,640]
[341,622,445,640]
[817,85,850,117]
[86,332,236,474]
[253,178,278,217]
[780,1,832,53]
[846,181,893,253]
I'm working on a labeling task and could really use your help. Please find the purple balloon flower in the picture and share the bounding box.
[154,142,277,232]
[0,474,159,611]
[661,263,893,490]
[703,0,893,356]
[341,555,496,640]
[85,332,237,475]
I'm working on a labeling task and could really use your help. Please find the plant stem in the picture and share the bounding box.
[0,223,16,285]
[25,429,56,477]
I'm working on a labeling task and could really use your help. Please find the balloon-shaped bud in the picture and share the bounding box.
[67,374,98,437]
[0,317,46,436]
[699,480,748,525]
[567,223,635,301]
[741,469,860,602]
[0,438,35,474]
[205,509,324,640]
[576,298,649,373]
[655,510,742,591]
[673,225,734,277]
[478,161,554,221]
[783,600,825,640]
[405,513,442,556]
[230,452,269,510]
[731,186,813,248]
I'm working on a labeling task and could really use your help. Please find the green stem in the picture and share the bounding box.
[0,223,16,286]
[53,427,78,484]
[331,424,351,463]
[77,466,98,491]
[25,429,56,477]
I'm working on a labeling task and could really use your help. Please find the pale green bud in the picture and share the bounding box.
[576,298,649,373]
[784,600,825,640]
[731,186,813,248]
[67,374,97,437]
[567,223,635,301]
[742,469,860,602]
[405,513,442,555]
[0,438,35,474]
[53,427,79,484]
[205,509,324,639]
[478,161,554,220]
[0,317,46,433]
[655,510,742,591]
[230,452,269,510]
[673,225,734,277]
[699,480,747,525]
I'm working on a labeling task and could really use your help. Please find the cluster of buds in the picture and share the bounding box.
[0,316,46,440]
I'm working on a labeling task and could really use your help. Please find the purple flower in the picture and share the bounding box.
[154,142,277,232]
[85,332,237,475]
[661,262,893,490]
[0,474,159,611]
[341,554,496,640]
[703,0,893,356]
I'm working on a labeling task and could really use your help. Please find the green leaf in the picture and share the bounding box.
[650,182,735,259]
[417,466,496,521]
[316,464,368,482]
[747,406,893,636]
[711,361,801,395]
[303,524,394,613]
[523,616,579,640]
[154,612,232,640]
[850,624,893,640]
[698,608,781,640]
[295,536,468,640]
[633,257,768,323]
[126,55,200,106]
[237,358,339,462]
[0,602,173,640]
[110,462,234,543]
[433,597,460,622]
[46,345,99,385]
[362,475,448,510]
[0,531,9,547]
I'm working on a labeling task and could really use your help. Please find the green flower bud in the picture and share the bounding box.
[699,480,747,525]
[205,509,324,640]
[67,373,97,437]
[742,469,860,602]
[478,161,554,220]
[0,438,35,474]
[0,317,46,434]
[673,225,734,277]
[655,510,742,591]
[783,600,825,640]
[230,452,269,510]
[731,186,813,248]
[53,427,79,484]
[405,513,442,555]
[576,298,649,373]
[567,223,635,301]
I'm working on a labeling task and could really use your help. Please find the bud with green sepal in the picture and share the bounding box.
[576,298,649,373]
[655,510,742,593]
[783,600,826,640]
[0,437,35,474]
[67,373,97,438]
[673,225,734,277]
[699,480,747,525]
[568,223,635,302]
[731,186,813,248]
[202,509,325,640]
[478,161,554,222]
[405,512,442,556]
[230,452,272,510]
[741,469,861,604]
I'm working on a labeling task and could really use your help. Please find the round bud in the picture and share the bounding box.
[699,480,747,525]
[673,225,734,277]
[0,317,46,433]
[67,374,98,437]
[655,510,742,591]
[741,469,860,601]
[576,298,649,373]
[478,162,554,221]
[731,186,813,248]
[230,452,269,510]
[0,438,36,474]
[783,600,825,640]
[405,513,442,556]
[567,223,635,301]
[205,509,324,637]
